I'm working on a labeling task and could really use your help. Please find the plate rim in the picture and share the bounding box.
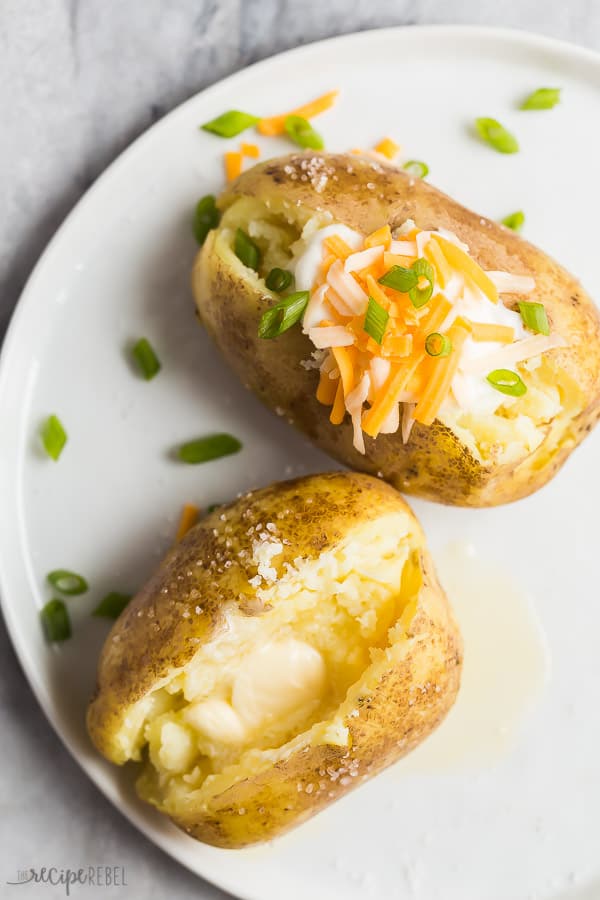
[1,23,600,900]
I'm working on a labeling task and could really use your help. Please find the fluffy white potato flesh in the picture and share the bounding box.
[113,513,424,813]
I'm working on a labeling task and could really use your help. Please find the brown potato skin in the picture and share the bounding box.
[87,472,462,847]
[192,152,600,506]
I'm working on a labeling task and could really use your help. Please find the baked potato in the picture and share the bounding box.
[192,152,600,506]
[87,472,462,848]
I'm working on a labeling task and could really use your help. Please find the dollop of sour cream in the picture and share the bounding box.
[444,283,529,416]
[294,224,363,291]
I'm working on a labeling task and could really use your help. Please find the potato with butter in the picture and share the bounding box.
[87,472,462,848]
[192,152,600,506]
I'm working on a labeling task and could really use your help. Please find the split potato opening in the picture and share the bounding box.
[213,194,583,471]
[123,515,416,814]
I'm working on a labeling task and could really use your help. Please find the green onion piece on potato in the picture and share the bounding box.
[501,211,525,232]
[364,297,389,345]
[486,368,527,396]
[258,291,309,340]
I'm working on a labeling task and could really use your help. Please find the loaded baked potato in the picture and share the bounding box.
[192,152,600,506]
[87,472,462,847]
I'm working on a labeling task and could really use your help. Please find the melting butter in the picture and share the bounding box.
[401,541,549,774]
[232,638,327,729]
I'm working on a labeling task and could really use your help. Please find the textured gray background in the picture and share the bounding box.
[1,2,599,898]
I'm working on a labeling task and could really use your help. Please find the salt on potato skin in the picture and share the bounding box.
[87,472,462,848]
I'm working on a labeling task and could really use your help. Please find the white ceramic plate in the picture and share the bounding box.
[1,25,600,900]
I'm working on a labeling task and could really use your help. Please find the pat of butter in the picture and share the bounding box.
[183,698,248,744]
[232,639,327,729]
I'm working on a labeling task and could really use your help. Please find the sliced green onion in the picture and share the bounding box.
[41,415,67,461]
[206,503,222,513]
[409,258,435,308]
[93,592,132,619]
[378,265,418,293]
[364,297,389,345]
[201,110,259,138]
[403,160,429,179]
[193,194,220,245]
[486,369,527,397]
[518,301,550,336]
[41,599,71,642]
[520,88,561,110]
[378,258,435,306]
[501,210,525,232]
[132,338,161,380]
[265,267,293,293]
[258,291,309,340]
[47,569,88,596]
[284,115,324,150]
[234,228,261,271]
[475,118,519,154]
[178,433,242,464]
[425,332,453,357]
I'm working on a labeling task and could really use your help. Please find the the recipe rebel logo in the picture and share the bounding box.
[6,866,127,895]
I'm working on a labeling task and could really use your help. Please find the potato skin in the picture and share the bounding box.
[87,472,462,847]
[192,152,600,506]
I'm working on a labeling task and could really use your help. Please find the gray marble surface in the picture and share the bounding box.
[1,2,600,899]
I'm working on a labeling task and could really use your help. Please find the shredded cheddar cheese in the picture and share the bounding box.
[258,90,339,137]
[463,321,515,343]
[241,143,260,158]
[364,225,392,250]
[433,235,499,304]
[413,323,469,426]
[224,151,243,182]
[294,220,559,452]
[374,137,400,160]
[175,504,200,541]
[324,234,355,259]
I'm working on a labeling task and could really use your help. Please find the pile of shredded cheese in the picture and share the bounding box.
[295,221,565,452]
